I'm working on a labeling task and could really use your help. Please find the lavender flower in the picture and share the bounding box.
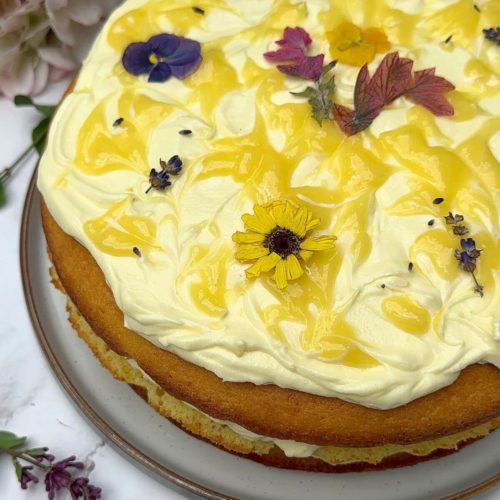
[0,430,103,499]
[122,33,202,82]
[160,155,183,175]
[147,168,171,193]
[19,465,40,489]
[45,456,85,499]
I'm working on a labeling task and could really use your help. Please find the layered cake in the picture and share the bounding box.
[38,0,500,471]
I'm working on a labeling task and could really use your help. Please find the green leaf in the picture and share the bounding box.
[0,181,5,208]
[32,117,51,155]
[14,95,56,118]
[14,459,23,481]
[320,60,337,79]
[0,431,26,452]
[290,86,317,99]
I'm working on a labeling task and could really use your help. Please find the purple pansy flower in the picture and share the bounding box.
[122,34,202,83]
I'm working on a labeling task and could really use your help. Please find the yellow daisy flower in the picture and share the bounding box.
[232,201,336,289]
[327,22,390,67]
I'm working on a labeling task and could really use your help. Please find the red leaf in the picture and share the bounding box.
[366,52,413,106]
[407,68,455,116]
[332,103,380,136]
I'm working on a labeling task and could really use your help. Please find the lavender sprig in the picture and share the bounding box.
[0,431,101,500]
[445,212,484,297]
[483,27,500,45]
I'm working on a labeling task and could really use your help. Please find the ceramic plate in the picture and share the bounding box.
[21,171,500,500]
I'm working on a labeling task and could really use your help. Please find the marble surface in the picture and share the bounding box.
[0,80,190,500]
[0,80,499,500]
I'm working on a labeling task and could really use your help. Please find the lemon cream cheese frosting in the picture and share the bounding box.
[38,0,500,410]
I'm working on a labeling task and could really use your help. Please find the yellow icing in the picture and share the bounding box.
[69,0,499,367]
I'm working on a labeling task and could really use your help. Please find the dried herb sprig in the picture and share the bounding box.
[445,212,484,297]
[0,431,101,499]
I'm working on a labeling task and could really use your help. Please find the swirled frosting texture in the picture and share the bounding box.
[38,0,500,409]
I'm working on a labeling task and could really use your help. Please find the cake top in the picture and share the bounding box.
[38,0,500,409]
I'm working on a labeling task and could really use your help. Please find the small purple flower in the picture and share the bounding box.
[455,249,476,273]
[147,168,171,193]
[45,456,84,500]
[460,238,476,254]
[70,477,102,500]
[161,155,183,175]
[19,466,39,490]
[122,34,202,83]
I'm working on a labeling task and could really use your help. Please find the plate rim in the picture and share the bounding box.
[20,168,232,500]
[20,169,500,500]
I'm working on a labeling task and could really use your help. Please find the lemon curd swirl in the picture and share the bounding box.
[38,0,500,409]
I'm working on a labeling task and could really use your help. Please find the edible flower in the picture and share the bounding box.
[232,201,336,289]
[264,27,324,81]
[326,22,390,67]
[146,155,183,193]
[445,212,483,297]
[122,34,202,83]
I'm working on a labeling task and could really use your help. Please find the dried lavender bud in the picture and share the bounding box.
[433,197,444,205]
[133,247,142,257]
[445,212,464,225]
[444,34,453,44]
[192,6,205,14]
[162,155,183,175]
[146,168,171,193]
[473,4,480,12]
[483,27,500,44]
[427,219,435,226]
[408,262,414,272]
[381,284,386,289]
[112,117,124,127]
[453,225,469,236]
[179,129,192,135]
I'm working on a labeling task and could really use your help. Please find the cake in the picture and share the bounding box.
[38,0,500,471]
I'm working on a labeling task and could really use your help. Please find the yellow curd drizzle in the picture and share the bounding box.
[83,198,160,257]
[381,294,431,335]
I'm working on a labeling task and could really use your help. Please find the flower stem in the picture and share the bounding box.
[4,449,49,471]
[472,271,484,297]
[0,134,44,185]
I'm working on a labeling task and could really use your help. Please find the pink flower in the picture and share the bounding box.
[0,0,120,97]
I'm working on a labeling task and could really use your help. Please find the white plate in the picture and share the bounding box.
[21,173,500,500]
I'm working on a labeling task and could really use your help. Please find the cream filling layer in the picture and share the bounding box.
[38,0,500,410]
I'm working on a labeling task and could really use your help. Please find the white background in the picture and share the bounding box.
[0,80,498,500]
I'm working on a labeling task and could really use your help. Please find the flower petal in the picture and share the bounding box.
[300,235,336,251]
[274,259,288,289]
[290,205,309,237]
[279,27,312,50]
[285,254,304,281]
[166,37,201,65]
[299,249,314,262]
[264,47,304,63]
[242,204,276,234]
[149,34,180,58]
[169,55,203,79]
[148,61,171,82]
[235,244,269,261]
[232,232,265,244]
[122,42,154,75]
[245,252,281,278]
[305,217,321,231]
